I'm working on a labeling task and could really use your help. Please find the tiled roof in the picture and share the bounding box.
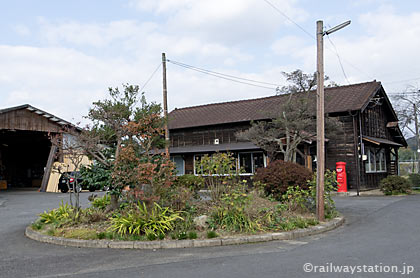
[168,81,381,130]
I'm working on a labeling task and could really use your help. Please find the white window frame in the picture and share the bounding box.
[193,152,267,176]
[365,147,387,173]
[237,152,266,175]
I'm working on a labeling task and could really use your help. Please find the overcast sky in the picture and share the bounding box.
[1,0,420,124]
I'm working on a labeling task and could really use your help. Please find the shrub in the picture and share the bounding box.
[97,232,106,239]
[31,221,44,231]
[109,202,182,237]
[307,170,338,217]
[80,163,112,191]
[282,186,311,212]
[90,194,111,210]
[85,208,108,223]
[173,174,204,192]
[210,187,257,232]
[207,231,218,238]
[188,231,197,239]
[254,160,312,200]
[39,201,74,225]
[380,175,411,195]
[408,173,420,187]
[195,152,238,201]
[164,186,193,211]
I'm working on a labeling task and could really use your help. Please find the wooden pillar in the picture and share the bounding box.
[40,140,57,192]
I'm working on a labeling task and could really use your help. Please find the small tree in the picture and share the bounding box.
[113,98,174,207]
[82,85,171,209]
[195,152,238,201]
[83,85,139,209]
[50,127,87,211]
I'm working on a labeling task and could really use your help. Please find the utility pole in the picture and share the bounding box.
[162,53,170,158]
[316,20,325,222]
[316,20,350,222]
[414,103,419,173]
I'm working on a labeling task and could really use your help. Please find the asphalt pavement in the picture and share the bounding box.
[0,190,418,278]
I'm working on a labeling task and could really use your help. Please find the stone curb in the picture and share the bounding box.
[25,216,344,249]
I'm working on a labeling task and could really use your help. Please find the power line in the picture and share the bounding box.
[326,34,350,84]
[262,0,315,40]
[167,59,279,90]
[139,62,162,93]
[262,0,376,81]
[167,59,281,87]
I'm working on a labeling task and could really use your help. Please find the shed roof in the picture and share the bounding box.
[168,81,382,130]
[0,104,77,133]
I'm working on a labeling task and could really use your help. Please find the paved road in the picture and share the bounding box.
[0,190,419,278]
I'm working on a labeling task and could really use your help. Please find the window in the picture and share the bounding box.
[365,148,386,173]
[239,153,252,174]
[194,152,266,175]
[170,156,185,176]
[238,152,266,175]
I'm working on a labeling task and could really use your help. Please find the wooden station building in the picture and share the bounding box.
[168,81,407,190]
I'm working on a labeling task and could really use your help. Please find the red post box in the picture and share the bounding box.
[336,162,347,192]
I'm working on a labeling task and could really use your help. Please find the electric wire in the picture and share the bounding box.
[139,62,162,93]
[262,0,376,81]
[262,0,315,40]
[326,34,350,84]
[167,59,281,87]
[167,59,279,90]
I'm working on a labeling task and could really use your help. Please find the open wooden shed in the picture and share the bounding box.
[0,104,75,191]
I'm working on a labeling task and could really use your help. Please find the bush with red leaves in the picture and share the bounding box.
[254,160,312,200]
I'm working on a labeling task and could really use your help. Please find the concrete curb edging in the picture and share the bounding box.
[25,216,344,249]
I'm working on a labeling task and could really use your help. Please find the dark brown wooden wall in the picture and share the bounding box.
[325,114,358,189]
[0,109,62,133]
[361,104,394,140]
[170,123,251,148]
[359,103,396,188]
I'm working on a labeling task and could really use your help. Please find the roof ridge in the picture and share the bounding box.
[0,103,76,128]
[170,80,379,113]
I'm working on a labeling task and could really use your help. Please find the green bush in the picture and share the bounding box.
[380,175,411,195]
[164,186,193,211]
[188,231,197,239]
[195,152,238,201]
[109,202,182,237]
[90,194,111,210]
[173,174,204,192]
[31,221,44,230]
[210,188,256,232]
[408,173,420,187]
[282,186,311,212]
[80,163,112,191]
[307,170,338,217]
[97,232,106,239]
[39,201,74,225]
[207,231,218,238]
[254,160,312,200]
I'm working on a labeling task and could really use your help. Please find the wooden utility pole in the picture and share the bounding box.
[414,103,419,173]
[162,53,170,158]
[316,20,325,222]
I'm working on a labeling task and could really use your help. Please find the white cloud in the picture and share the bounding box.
[38,18,158,48]
[131,0,308,45]
[271,35,307,56]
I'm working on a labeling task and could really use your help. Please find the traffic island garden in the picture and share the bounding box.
[27,86,343,248]
[27,155,342,249]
